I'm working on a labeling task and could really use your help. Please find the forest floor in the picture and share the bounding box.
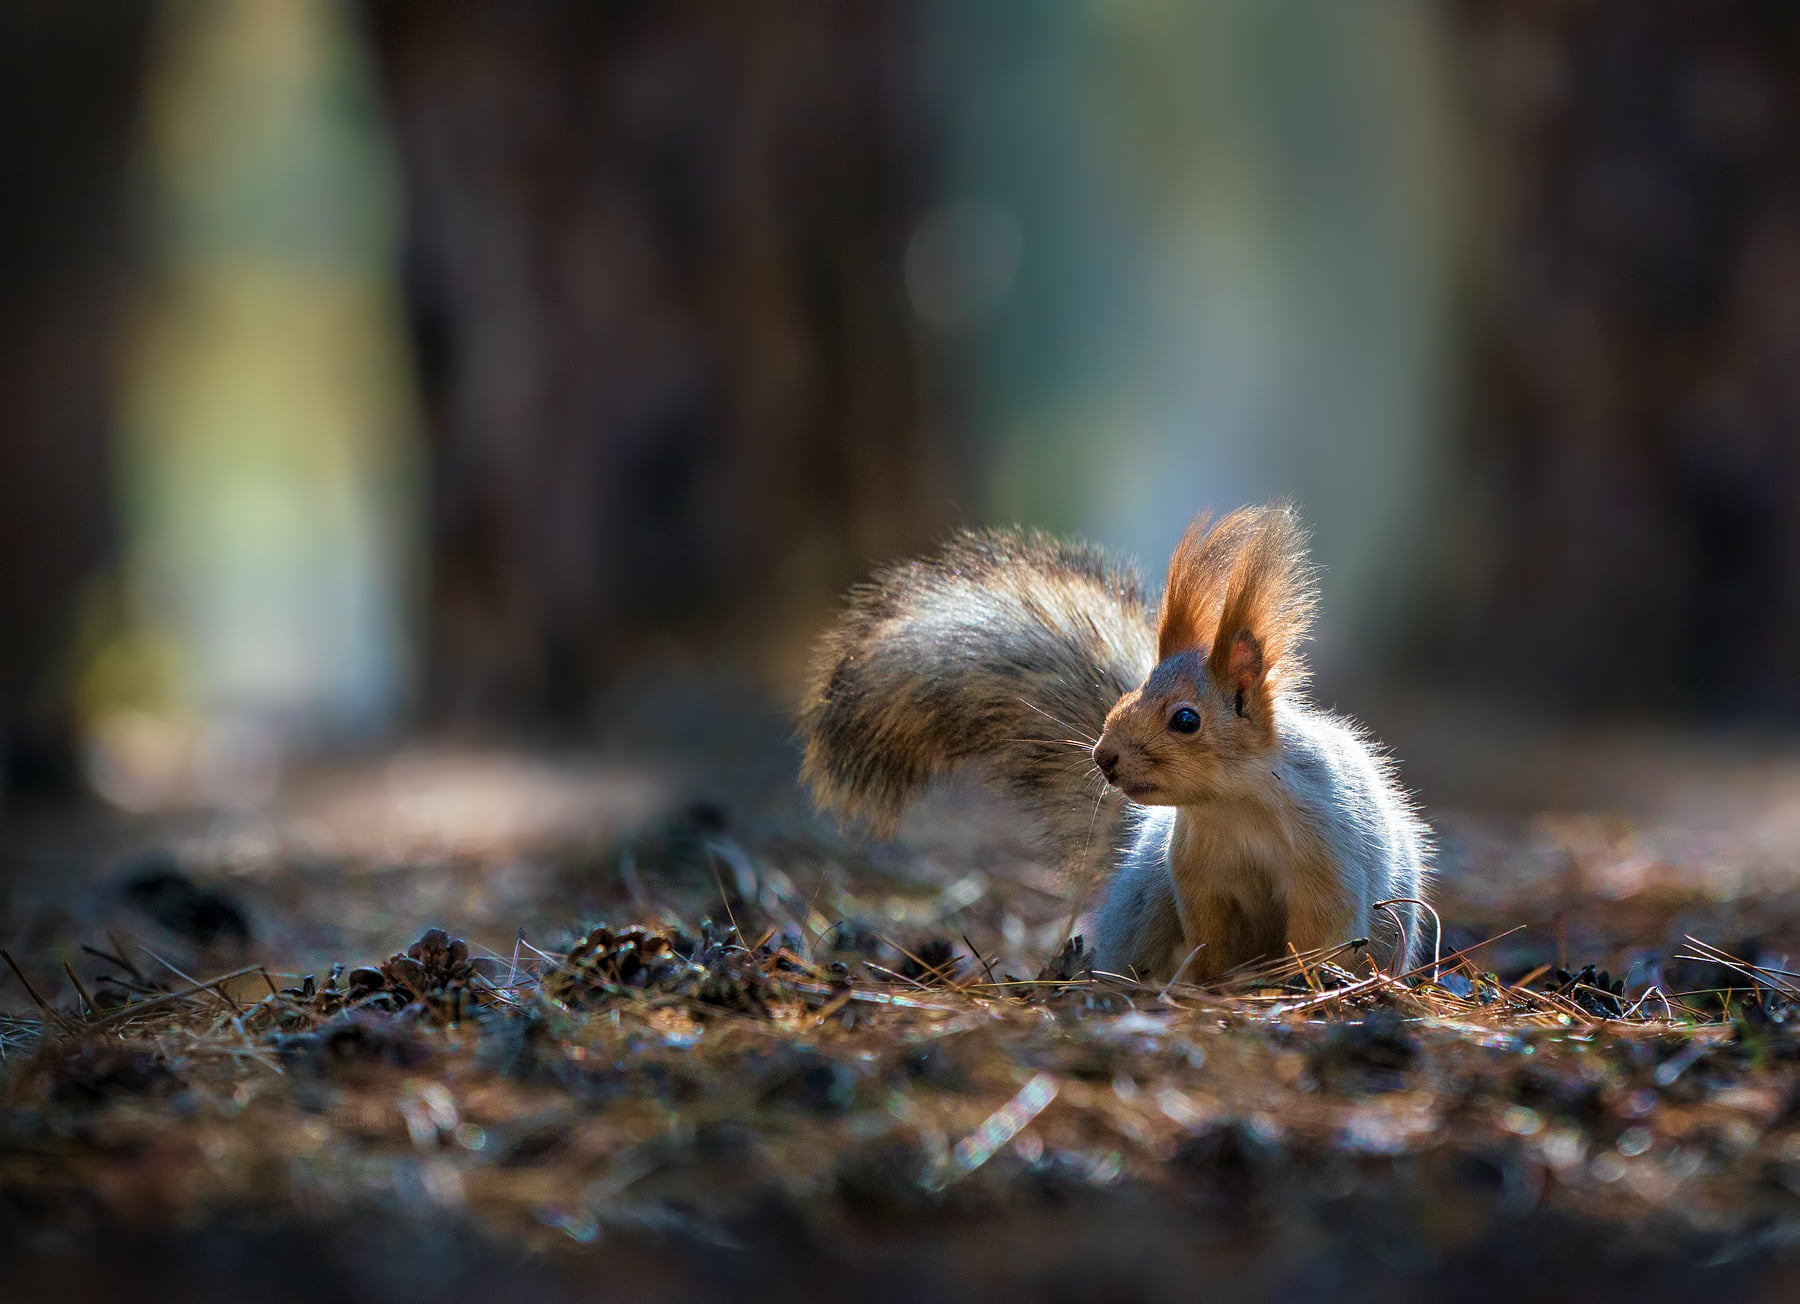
[8,696,1800,1300]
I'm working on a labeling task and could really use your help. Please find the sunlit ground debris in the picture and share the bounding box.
[10,746,1800,1292]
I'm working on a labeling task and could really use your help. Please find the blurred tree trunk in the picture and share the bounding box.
[357,1,943,729]
[0,3,153,797]
[1447,2,1800,716]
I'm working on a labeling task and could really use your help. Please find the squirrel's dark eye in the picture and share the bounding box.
[1167,706,1201,735]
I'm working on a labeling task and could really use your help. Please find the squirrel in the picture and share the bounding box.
[798,501,1430,984]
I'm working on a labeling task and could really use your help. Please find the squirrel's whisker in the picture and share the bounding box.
[1080,770,1109,851]
[1017,698,1098,747]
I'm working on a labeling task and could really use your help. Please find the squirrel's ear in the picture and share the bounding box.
[1208,566,1275,723]
[1161,502,1316,714]
[1221,630,1264,718]
[1203,502,1316,726]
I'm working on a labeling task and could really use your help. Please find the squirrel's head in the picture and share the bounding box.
[1093,504,1316,806]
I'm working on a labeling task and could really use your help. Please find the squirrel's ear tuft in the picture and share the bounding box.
[1158,509,1245,659]
[1166,500,1310,662]
[1204,502,1318,713]
[1159,502,1317,704]
[1156,512,1209,658]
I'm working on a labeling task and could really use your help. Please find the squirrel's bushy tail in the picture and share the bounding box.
[799,529,1156,880]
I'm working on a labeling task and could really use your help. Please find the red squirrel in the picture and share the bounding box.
[799,502,1430,982]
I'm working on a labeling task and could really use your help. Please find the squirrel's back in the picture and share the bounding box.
[799,528,1155,878]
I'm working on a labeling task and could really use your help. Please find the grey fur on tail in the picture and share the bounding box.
[799,528,1157,882]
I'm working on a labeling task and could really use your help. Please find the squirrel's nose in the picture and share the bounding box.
[1093,746,1120,782]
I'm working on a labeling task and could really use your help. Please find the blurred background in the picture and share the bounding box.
[12,9,1800,1288]
[5,0,1800,817]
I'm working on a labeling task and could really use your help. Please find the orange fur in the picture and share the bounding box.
[1156,503,1318,707]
